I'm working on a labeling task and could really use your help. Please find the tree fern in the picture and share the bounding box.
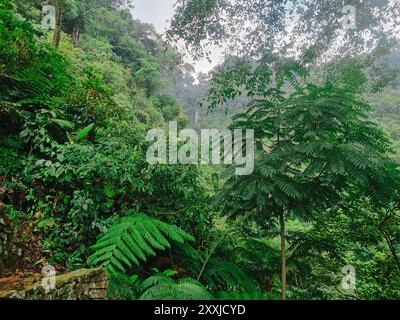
[88,213,195,274]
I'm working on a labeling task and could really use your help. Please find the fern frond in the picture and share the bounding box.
[88,213,195,274]
[139,277,213,300]
[140,274,175,292]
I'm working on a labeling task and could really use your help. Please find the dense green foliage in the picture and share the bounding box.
[167,0,400,62]
[1,0,399,301]
[0,0,205,268]
[209,58,400,299]
[88,213,195,274]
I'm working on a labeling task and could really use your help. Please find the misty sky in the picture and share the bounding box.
[132,0,222,74]
[132,0,175,35]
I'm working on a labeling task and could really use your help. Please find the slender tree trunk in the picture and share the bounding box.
[279,211,286,300]
[381,229,400,272]
[72,28,81,46]
[379,212,400,272]
[53,0,64,48]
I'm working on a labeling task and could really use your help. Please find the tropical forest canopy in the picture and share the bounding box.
[0,0,400,300]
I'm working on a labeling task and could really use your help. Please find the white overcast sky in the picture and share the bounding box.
[132,0,223,75]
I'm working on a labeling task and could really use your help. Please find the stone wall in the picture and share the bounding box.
[0,208,20,277]
[0,268,108,300]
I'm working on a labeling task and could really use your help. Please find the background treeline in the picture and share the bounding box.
[0,0,399,300]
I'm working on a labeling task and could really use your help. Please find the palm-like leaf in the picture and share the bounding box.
[88,213,195,274]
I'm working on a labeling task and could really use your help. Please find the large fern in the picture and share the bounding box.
[139,276,213,300]
[176,243,258,292]
[88,213,195,274]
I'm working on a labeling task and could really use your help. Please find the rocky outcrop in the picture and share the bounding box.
[0,210,20,277]
[0,268,108,300]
